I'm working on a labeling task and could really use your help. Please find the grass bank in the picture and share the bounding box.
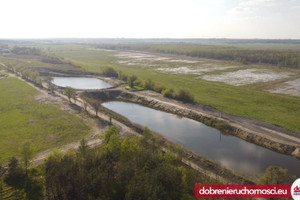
[0,77,90,163]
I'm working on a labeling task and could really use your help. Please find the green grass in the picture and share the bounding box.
[0,77,90,163]
[0,54,80,73]
[40,45,300,133]
[120,68,300,133]
[123,84,145,91]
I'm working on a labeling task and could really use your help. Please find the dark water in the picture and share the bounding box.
[52,77,111,90]
[102,101,300,177]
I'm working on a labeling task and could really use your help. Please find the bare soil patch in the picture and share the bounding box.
[269,78,300,97]
[202,68,291,86]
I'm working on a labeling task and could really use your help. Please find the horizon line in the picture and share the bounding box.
[1,37,300,40]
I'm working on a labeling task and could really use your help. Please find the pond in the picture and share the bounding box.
[52,77,111,90]
[102,101,300,177]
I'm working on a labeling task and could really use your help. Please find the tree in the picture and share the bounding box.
[162,88,174,98]
[109,115,112,125]
[103,126,121,154]
[0,163,5,179]
[0,163,5,199]
[4,157,26,189]
[45,76,54,92]
[102,67,118,78]
[81,96,89,111]
[89,99,101,116]
[144,79,155,90]
[64,87,76,103]
[258,166,296,184]
[22,142,33,175]
[175,89,194,103]
[104,126,120,144]
[128,75,137,88]
[78,138,89,155]
[35,76,42,87]
[118,70,128,81]
[72,93,77,103]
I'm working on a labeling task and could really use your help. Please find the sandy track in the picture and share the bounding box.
[0,65,136,165]
[31,90,137,165]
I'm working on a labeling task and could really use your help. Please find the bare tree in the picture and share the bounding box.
[80,96,89,111]
[89,99,102,116]
[45,76,54,92]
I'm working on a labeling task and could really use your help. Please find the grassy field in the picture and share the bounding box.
[38,45,300,134]
[0,77,90,163]
[0,53,81,74]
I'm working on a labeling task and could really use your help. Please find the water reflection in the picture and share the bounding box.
[52,77,111,90]
[102,101,300,177]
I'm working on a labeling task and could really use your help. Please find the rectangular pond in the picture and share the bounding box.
[52,77,111,90]
[102,101,300,177]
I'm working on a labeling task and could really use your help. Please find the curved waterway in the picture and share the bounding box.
[102,101,300,177]
[52,77,111,90]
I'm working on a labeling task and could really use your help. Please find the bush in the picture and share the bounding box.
[42,56,64,64]
[128,75,138,88]
[102,67,118,78]
[134,79,143,87]
[162,88,174,98]
[144,79,155,90]
[174,89,194,103]
[118,71,128,81]
[153,84,166,93]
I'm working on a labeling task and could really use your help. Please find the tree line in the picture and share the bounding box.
[11,46,41,56]
[102,67,194,103]
[97,43,300,69]
[0,127,217,200]
[5,64,43,87]
[0,127,296,200]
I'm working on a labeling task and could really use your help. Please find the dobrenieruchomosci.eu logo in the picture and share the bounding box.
[292,178,300,200]
[194,178,300,199]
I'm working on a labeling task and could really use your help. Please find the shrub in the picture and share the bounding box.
[128,75,138,88]
[102,67,118,78]
[134,79,143,87]
[162,88,174,98]
[144,79,155,90]
[153,84,166,93]
[118,71,128,81]
[174,89,194,103]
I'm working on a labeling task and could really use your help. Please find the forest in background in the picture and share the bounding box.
[95,42,300,69]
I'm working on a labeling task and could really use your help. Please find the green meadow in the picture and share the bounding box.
[0,77,90,163]
[42,45,300,133]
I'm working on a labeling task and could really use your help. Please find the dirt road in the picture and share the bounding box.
[31,89,137,165]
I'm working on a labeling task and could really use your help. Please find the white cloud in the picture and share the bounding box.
[229,5,257,14]
[0,0,299,39]
[240,0,287,7]
[229,0,293,15]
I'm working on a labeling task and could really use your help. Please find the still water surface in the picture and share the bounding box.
[102,101,300,177]
[52,77,111,90]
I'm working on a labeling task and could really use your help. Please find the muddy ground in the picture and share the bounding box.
[111,50,297,87]
[269,78,300,97]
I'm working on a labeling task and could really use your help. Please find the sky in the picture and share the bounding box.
[0,0,299,39]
